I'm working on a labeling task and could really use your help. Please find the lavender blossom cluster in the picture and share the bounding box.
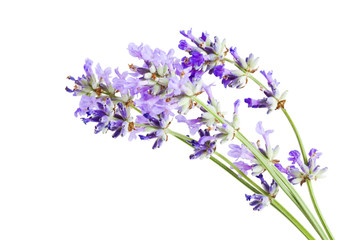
[66,29,328,212]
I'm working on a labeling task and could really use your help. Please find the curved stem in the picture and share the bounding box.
[307,181,334,239]
[282,108,334,240]
[271,200,315,240]
[281,108,308,163]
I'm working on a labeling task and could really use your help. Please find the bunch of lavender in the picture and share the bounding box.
[65,29,334,240]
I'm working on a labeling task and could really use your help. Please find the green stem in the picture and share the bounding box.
[281,108,308,162]
[282,109,334,240]
[307,181,334,240]
[271,200,315,240]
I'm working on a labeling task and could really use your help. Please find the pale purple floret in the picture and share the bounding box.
[228,144,255,160]
[228,122,278,177]
[95,63,112,86]
[138,113,170,149]
[84,58,94,76]
[228,144,256,176]
[234,99,240,114]
[135,93,177,117]
[188,129,216,159]
[256,121,274,152]
[175,115,203,135]
[128,43,144,59]
[233,161,252,175]
[212,65,246,88]
[245,194,269,211]
[112,68,131,94]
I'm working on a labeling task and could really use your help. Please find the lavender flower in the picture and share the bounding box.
[214,100,240,143]
[245,71,287,114]
[227,122,280,176]
[66,59,116,98]
[227,144,262,176]
[256,174,279,198]
[188,129,216,159]
[175,115,203,135]
[212,65,247,89]
[179,29,228,82]
[256,121,280,161]
[245,194,269,211]
[81,100,133,138]
[285,149,328,185]
[138,113,171,149]
[245,174,278,211]
[230,47,259,73]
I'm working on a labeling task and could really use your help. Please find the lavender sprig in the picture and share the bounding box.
[65,29,334,240]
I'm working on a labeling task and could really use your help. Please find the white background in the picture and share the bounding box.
[0,0,343,239]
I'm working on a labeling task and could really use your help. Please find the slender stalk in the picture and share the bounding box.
[272,200,315,240]
[307,181,334,239]
[281,108,308,162]
[282,108,334,240]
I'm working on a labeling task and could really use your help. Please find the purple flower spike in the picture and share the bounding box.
[230,47,259,73]
[179,29,228,82]
[261,70,279,95]
[256,174,279,197]
[244,98,270,109]
[137,113,170,149]
[285,148,328,185]
[245,194,269,211]
[188,129,216,159]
